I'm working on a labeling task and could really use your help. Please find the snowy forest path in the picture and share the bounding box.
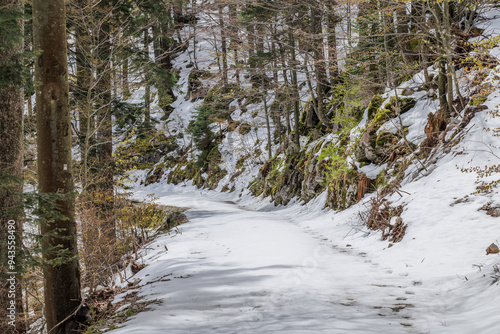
[111,186,428,334]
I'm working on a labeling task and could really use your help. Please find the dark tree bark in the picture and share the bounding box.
[144,28,151,125]
[270,30,283,139]
[122,57,130,98]
[289,26,300,149]
[0,1,25,332]
[396,1,412,63]
[279,43,292,135]
[287,2,302,148]
[263,90,272,160]
[413,0,431,84]
[433,1,449,118]
[153,11,176,115]
[219,5,228,87]
[443,0,463,114]
[326,0,339,82]
[96,0,115,242]
[310,5,330,128]
[229,4,240,84]
[33,0,82,332]
[73,0,92,190]
[246,23,256,86]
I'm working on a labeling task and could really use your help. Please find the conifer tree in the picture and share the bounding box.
[0,1,26,332]
[33,0,82,332]
[95,0,115,242]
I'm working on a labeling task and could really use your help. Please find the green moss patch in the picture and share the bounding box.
[238,123,252,135]
[368,96,416,129]
[367,94,383,120]
[470,96,487,106]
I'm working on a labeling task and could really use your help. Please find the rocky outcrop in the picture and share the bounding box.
[325,170,359,210]
[356,96,416,164]
[187,68,211,101]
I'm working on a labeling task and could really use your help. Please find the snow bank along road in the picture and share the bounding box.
[110,187,451,334]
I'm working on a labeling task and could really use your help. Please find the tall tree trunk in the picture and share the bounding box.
[96,0,115,241]
[270,33,282,140]
[396,1,411,63]
[263,90,272,160]
[74,0,92,190]
[279,44,292,135]
[433,2,449,118]
[358,1,382,94]
[443,0,464,114]
[0,1,25,332]
[246,23,256,86]
[122,57,130,98]
[190,0,199,70]
[229,4,239,83]
[415,1,430,84]
[144,28,151,126]
[289,27,300,149]
[311,6,330,128]
[154,12,175,115]
[327,0,339,83]
[27,95,32,119]
[271,30,279,86]
[346,2,352,47]
[219,5,228,87]
[173,0,183,43]
[438,57,448,117]
[33,1,82,332]
[304,53,318,128]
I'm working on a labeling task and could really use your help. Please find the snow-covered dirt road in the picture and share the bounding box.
[110,186,435,334]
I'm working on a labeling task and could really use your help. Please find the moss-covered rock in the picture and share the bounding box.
[299,140,327,202]
[164,146,227,191]
[367,94,383,120]
[236,156,248,169]
[402,88,414,96]
[398,97,417,114]
[368,96,416,129]
[324,169,359,211]
[205,82,242,112]
[250,150,309,206]
[355,126,377,163]
[238,123,252,135]
[145,166,165,185]
[187,69,211,101]
[115,131,180,173]
[375,130,399,148]
[355,126,403,165]
[369,107,393,128]
[373,130,401,162]
[358,95,416,164]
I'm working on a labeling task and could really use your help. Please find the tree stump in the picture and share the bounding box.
[357,173,371,202]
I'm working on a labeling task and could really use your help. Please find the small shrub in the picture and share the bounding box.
[361,193,406,242]
[470,96,487,106]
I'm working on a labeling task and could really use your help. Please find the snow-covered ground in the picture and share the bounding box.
[111,185,423,334]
